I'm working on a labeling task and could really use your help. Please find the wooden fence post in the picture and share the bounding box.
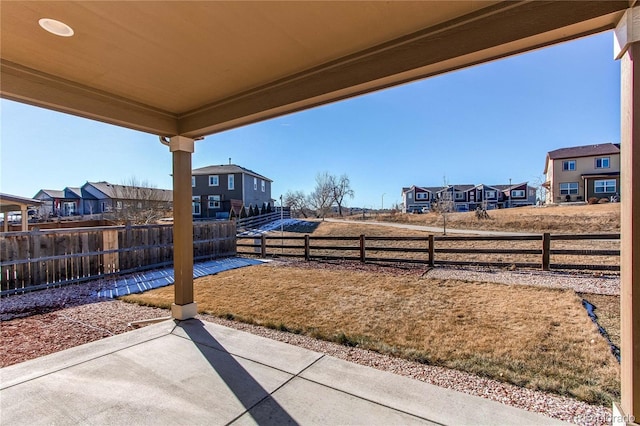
[428,234,434,267]
[304,235,310,261]
[31,228,41,286]
[102,229,119,274]
[542,233,550,271]
[261,234,266,258]
[360,234,366,263]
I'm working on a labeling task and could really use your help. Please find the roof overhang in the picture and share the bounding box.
[0,193,42,213]
[0,1,629,139]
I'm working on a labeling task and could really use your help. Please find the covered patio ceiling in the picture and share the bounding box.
[0,1,629,139]
[2,0,639,421]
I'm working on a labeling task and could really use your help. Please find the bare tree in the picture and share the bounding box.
[432,178,455,235]
[113,177,172,224]
[330,174,355,216]
[284,190,310,218]
[532,174,547,205]
[308,172,335,219]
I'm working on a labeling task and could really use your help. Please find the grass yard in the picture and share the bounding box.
[122,262,620,406]
[368,202,620,234]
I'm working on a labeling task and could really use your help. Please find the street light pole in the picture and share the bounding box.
[508,178,512,208]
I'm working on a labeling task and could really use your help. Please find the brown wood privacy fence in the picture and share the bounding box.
[1,221,236,296]
[237,233,620,272]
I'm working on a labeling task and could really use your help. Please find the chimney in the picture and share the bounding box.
[229,157,231,165]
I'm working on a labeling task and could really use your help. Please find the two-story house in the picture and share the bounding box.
[191,164,273,219]
[402,182,537,213]
[493,183,538,207]
[543,143,620,204]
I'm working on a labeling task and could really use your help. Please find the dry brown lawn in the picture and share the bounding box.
[122,262,620,406]
[371,202,620,234]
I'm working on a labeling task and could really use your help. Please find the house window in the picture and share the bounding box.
[192,176,196,187]
[454,192,465,200]
[407,193,413,199]
[253,177,258,190]
[228,175,235,190]
[594,179,616,193]
[209,175,219,186]
[562,160,576,171]
[416,192,428,200]
[511,190,525,198]
[116,201,123,210]
[559,182,579,195]
[595,157,610,169]
[192,196,201,215]
[208,195,221,209]
[485,190,496,199]
[261,180,266,192]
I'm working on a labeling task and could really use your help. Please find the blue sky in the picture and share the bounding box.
[1,31,620,210]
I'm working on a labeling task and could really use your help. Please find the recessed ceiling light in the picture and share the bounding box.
[38,18,74,37]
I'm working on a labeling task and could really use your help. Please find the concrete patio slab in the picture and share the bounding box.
[235,376,437,425]
[299,355,567,426]
[0,319,569,425]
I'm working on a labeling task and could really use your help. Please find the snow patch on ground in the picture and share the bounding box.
[237,219,315,236]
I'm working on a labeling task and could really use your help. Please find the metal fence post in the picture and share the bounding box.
[542,233,550,271]
[428,234,434,267]
[261,234,266,258]
[360,234,366,263]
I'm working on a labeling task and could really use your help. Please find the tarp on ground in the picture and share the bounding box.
[97,257,264,299]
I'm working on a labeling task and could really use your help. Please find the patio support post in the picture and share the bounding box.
[615,7,640,424]
[169,135,197,320]
[20,206,28,231]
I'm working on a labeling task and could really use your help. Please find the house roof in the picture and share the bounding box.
[446,184,476,192]
[192,165,272,182]
[35,189,65,199]
[547,143,620,160]
[64,187,82,198]
[492,182,528,191]
[85,182,172,201]
[0,2,627,139]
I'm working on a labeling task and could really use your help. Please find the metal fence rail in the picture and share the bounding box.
[237,232,620,272]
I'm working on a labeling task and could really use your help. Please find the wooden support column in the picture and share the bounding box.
[20,206,28,232]
[615,7,640,424]
[169,135,197,320]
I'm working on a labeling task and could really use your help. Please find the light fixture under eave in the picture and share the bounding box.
[38,18,74,37]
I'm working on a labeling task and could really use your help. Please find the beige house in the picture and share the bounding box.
[543,143,620,204]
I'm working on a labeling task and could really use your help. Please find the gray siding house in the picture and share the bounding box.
[402,182,537,213]
[192,164,273,218]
